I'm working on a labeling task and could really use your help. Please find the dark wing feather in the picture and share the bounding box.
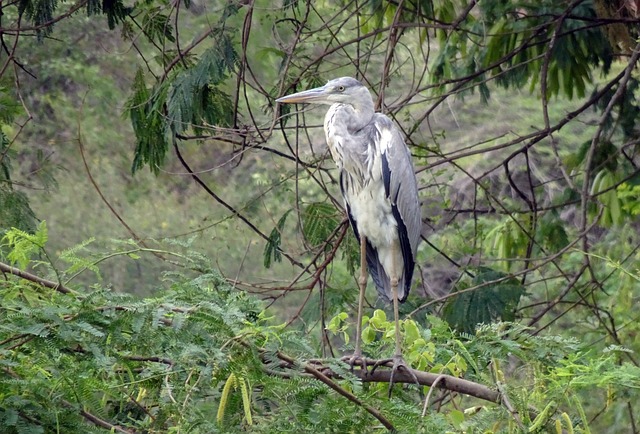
[391,200,414,302]
[381,150,391,197]
[377,115,421,302]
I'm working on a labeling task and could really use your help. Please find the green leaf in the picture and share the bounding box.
[341,230,360,276]
[263,209,292,268]
[301,202,340,248]
[404,319,421,343]
[166,45,234,136]
[369,309,387,329]
[537,211,569,253]
[125,68,168,175]
[0,187,37,235]
[448,409,465,428]
[326,312,348,333]
[618,182,640,216]
[442,268,525,334]
[101,0,129,30]
[0,83,24,124]
[141,8,175,44]
[1,221,48,269]
[362,326,376,344]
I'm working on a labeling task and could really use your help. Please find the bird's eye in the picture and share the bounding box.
[337,86,345,92]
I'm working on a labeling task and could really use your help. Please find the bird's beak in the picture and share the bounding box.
[276,85,328,104]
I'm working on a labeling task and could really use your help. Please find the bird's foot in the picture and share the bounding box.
[341,352,368,372]
[372,354,419,397]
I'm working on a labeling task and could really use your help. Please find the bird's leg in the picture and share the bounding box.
[369,251,420,395]
[355,235,367,358]
[342,236,368,371]
[386,275,420,395]
[392,275,402,359]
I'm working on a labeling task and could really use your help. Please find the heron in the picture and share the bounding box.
[277,77,421,387]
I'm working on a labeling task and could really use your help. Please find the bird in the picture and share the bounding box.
[276,77,421,388]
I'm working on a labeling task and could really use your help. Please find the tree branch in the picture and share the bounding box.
[351,360,499,403]
[0,261,71,294]
[266,350,500,419]
[274,351,396,431]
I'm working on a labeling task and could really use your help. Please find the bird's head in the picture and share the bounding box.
[276,77,372,108]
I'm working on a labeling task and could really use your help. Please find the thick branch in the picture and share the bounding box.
[268,350,501,421]
[352,363,499,403]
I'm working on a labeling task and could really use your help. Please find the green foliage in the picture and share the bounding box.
[594,77,640,139]
[617,182,640,216]
[126,37,237,174]
[166,43,236,136]
[0,260,259,432]
[17,0,129,37]
[301,202,340,248]
[264,209,292,268]
[537,211,569,253]
[126,68,168,175]
[17,0,57,38]
[0,187,36,236]
[442,268,525,334]
[141,7,175,44]
[485,218,529,270]
[217,372,253,427]
[1,239,639,432]
[326,311,350,344]
[4,0,640,431]
[590,169,623,227]
[566,139,619,174]
[430,0,613,101]
[1,222,48,269]
[102,0,130,30]
[0,84,35,235]
[341,230,361,276]
[0,83,22,125]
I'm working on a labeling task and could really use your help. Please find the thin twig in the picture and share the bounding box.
[421,374,446,416]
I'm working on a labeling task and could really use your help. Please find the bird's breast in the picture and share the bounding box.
[324,103,397,246]
[344,172,398,248]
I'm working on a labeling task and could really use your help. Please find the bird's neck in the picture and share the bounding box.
[330,102,374,133]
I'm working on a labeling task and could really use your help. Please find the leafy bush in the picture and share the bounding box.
[2,227,639,433]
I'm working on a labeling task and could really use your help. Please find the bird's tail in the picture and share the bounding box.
[365,240,410,303]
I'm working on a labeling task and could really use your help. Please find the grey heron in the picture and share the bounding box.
[277,77,421,387]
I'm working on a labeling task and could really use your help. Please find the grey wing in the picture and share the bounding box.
[375,115,421,299]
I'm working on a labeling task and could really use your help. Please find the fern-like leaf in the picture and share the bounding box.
[126,68,169,175]
[263,209,291,268]
[301,202,340,248]
[442,267,524,334]
[1,221,48,269]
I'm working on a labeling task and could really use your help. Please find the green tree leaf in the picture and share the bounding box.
[126,68,168,175]
[301,202,340,248]
[263,209,292,268]
[442,268,524,334]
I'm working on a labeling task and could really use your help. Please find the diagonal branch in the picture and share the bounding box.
[0,260,71,294]
[273,351,396,431]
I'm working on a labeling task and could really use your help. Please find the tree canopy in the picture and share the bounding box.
[1,0,640,432]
